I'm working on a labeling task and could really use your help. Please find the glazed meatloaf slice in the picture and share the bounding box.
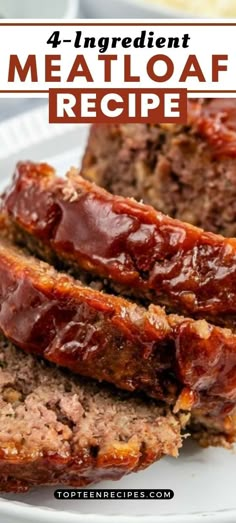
[0,340,185,493]
[0,232,231,414]
[82,99,236,238]
[5,161,236,330]
[1,215,236,445]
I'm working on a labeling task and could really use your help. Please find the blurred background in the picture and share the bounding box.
[0,0,234,20]
[1,0,235,120]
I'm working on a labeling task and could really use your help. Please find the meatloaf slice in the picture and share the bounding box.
[4,161,236,330]
[82,99,236,238]
[0,340,185,493]
[0,233,218,411]
[1,214,236,443]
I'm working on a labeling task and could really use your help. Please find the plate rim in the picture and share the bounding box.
[1,498,236,522]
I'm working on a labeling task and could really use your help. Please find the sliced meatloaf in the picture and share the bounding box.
[0,340,185,492]
[4,161,236,330]
[0,214,236,444]
[82,99,236,237]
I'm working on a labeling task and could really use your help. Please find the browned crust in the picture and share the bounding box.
[0,440,163,493]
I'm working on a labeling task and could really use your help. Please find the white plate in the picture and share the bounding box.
[0,106,236,523]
